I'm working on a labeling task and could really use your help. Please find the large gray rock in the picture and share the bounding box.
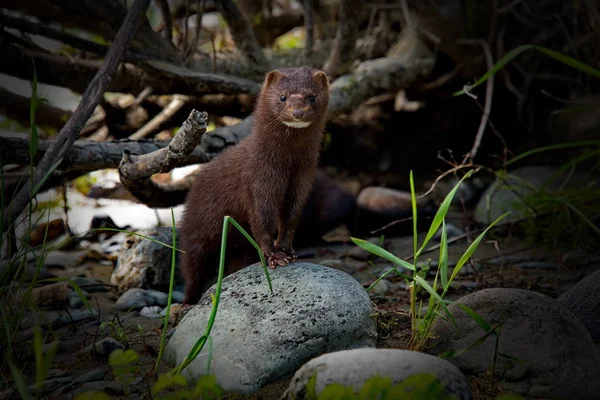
[558,269,600,342]
[111,227,183,292]
[165,263,378,394]
[474,166,592,224]
[284,348,472,400]
[426,288,600,399]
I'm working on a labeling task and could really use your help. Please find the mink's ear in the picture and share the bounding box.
[312,71,330,88]
[264,70,284,88]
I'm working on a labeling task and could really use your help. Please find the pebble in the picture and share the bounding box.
[27,377,72,396]
[116,288,155,311]
[83,337,124,357]
[145,289,169,306]
[140,306,163,319]
[369,279,392,295]
[171,290,185,304]
[72,368,107,385]
[69,277,108,293]
[514,261,558,270]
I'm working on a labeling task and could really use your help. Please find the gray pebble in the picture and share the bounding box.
[140,306,163,319]
[514,261,558,270]
[116,288,155,311]
[69,277,108,293]
[145,289,169,306]
[370,279,392,295]
[73,368,107,385]
[83,337,124,356]
[27,377,72,396]
[171,290,185,304]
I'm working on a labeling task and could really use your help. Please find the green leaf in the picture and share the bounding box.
[439,220,449,289]
[456,303,491,332]
[410,170,418,256]
[414,275,452,321]
[351,237,415,271]
[506,141,600,166]
[449,212,510,284]
[152,373,188,394]
[417,170,474,257]
[8,359,33,400]
[535,46,600,78]
[367,267,410,292]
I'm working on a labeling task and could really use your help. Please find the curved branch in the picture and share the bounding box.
[215,0,268,67]
[323,0,365,77]
[3,0,151,234]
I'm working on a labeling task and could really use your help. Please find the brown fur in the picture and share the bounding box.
[180,67,330,304]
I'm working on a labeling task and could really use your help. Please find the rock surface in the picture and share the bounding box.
[426,288,600,399]
[284,348,472,400]
[111,227,183,291]
[165,263,378,394]
[474,166,592,224]
[558,269,600,342]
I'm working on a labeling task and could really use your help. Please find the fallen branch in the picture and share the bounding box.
[215,0,268,67]
[128,95,189,140]
[118,110,208,207]
[2,0,151,234]
[0,43,262,96]
[323,0,365,77]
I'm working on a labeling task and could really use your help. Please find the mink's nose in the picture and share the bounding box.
[292,109,304,119]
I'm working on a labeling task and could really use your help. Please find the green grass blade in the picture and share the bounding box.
[506,141,600,166]
[366,267,409,292]
[439,220,448,289]
[448,212,510,284]
[155,208,178,373]
[454,45,534,95]
[417,170,474,257]
[414,275,452,320]
[31,157,64,197]
[29,63,39,162]
[456,303,491,332]
[410,170,418,257]
[351,237,415,271]
[8,359,33,400]
[553,198,600,237]
[535,46,600,78]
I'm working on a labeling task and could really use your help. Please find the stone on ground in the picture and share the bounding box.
[165,262,377,394]
[284,348,472,400]
[426,288,600,400]
[558,269,600,342]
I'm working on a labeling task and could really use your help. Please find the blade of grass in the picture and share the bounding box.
[414,275,453,322]
[366,267,409,292]
[410,171,418,257]
[416,170,474,257]
[439,220,448,289]
[351,238,415,271]
[155,208,178,373]
[535,46,600,78]
[446,212,510,287]
[506,141,600,166]
[456,303,491,332]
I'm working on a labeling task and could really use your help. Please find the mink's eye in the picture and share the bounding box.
[280,95,287,102]
[308,95,316,104]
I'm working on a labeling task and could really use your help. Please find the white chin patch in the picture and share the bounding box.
[282,121,311,128]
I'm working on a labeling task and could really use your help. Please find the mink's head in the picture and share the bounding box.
[257,66,330,129]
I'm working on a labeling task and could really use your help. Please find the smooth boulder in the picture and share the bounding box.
[284,348,472,400]
[558,269,600,342]
[165,263,377,394]
[426,288,600,399]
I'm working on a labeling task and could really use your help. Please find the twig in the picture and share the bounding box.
[304,0,314,62]
[323,0,364,77]
[185,0,205,61]
[459,39,494,162]
[0,13,151,63]
[398,0,415,32]
[129,95,189,140]
[156,0,173,42]
[419,164,479,199]
[2,0,151,234]
[215,0,268,66]
[134,86,154,106]
[119,110,209,207]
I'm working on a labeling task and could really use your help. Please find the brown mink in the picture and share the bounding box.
[180,66,330,304]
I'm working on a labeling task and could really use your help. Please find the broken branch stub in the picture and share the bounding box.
[118,110,208,207]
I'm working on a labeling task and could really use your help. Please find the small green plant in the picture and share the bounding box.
[352,170,508,350]
[100,318,130,347]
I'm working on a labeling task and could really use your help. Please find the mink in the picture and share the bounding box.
[180,66,330,304]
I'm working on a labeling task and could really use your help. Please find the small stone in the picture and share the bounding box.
[69,277,108,293]
[140,306,163,319]
[171,290,185,304]
[285,348,472,400]
[27,377,72,396]
[83,337,124,357]
[116,288,155,311]
[370,279,392,295]
[31,282,70,308]
[74,381,124,396]
[145,289,169,306]
[514,261,558,270]
[72,368,107,385]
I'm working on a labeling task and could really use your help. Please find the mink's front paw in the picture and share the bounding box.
[266,249,295,269]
